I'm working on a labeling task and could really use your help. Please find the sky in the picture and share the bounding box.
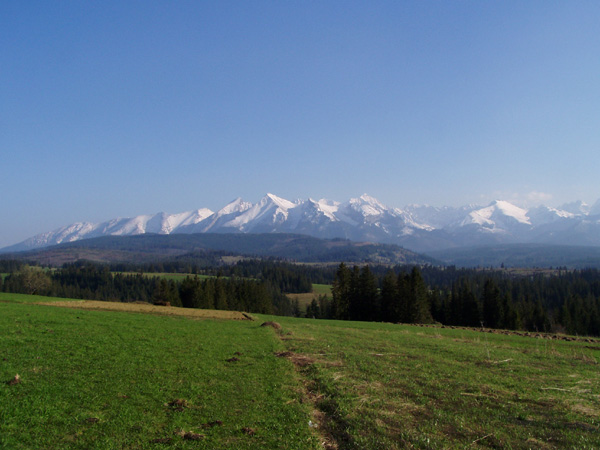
[2,1,600,248]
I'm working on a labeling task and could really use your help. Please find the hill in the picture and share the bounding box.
[429,243,600,268]
[0,233,438,267]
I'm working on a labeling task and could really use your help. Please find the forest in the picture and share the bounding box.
[1,263,296,316]
[313,263,600,337]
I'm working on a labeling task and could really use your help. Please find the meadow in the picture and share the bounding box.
[114,272,217,282]
[286,284,332,311]
[0,293,318,450]
[271,317,600,449]
[1,292,599,449]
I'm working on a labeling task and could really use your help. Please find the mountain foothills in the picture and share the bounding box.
[3,193,600,255]
[2,233,436,267]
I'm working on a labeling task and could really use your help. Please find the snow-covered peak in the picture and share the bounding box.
[224,193,298,230]
[463,200,531,228]
[162,209,214,232]
[263,193,298,210]
[527,205,574,225]
[217,198,252,216]
[306,198,339,221]
[346,194,388,217]
[5,193,600,254]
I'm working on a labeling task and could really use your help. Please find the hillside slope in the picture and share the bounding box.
[0,233,438,266]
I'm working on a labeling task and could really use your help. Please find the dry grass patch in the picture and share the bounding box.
[36,300,251,320]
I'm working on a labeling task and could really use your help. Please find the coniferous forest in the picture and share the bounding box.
[315,263,600,337]
[2,259,600,337]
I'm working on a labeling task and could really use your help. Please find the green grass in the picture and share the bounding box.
[0,295,319,449]
[265,316,600,449]
[286,284,332,311]
[2,291,599,449]
[114,272,217,281]
[0,292,70,303]
[312,284,332,295]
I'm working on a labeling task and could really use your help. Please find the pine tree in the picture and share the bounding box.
[331,263,351,320]
[348,265,362,321]
[380,270,399,323]
[482,279,502,328]
[357,266,379,321]
[410,267,433,323]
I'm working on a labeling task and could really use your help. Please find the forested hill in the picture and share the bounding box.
[0,233,438,267]
[429,244,600,269]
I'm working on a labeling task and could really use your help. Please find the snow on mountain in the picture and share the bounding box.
[218,198,253,216]
[527,205,575,226]
[1,209,213,253]
[348,194,389,217]
[310,198,340,221]
[590,199,600,216]
[186,198,252,233]
[3,194,600,254]
[460,201,530,230]
[559,200,590,216]
[225,193,300,232]
[403,204,477,229]
[336,194,394,226]
[14,222,99,251]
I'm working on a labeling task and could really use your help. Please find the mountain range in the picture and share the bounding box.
[3,193,600,255]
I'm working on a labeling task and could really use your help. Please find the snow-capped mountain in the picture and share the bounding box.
[2,193,600,254]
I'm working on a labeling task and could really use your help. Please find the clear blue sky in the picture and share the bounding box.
[2,1,599,247]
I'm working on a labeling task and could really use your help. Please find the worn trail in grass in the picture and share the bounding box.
[268,316,600,450]
[0,294,320,450]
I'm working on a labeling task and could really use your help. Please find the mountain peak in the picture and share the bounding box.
[558,200,590,215]
[345,194,388,217]
[359,193,385,206]
[262,193,297,209]
[218,198,252,216]
[3,193,600,254]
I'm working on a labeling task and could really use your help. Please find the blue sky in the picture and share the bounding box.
[2,1,600,248]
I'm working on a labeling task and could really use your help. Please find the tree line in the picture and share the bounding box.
[109,259,320,292]
[3,259,600,337]
[302,263,600,337]
[2,264,294,316]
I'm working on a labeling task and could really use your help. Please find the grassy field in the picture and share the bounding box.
[114,272,217,281]
[37,300,250,321]
[0,293,319,450]
[1,292,599,449]
[268,316,600,449]
[286,284,332,311]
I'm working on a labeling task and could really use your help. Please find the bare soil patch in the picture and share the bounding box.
[260,321,282,330]
[7,374,21,386]
[276,351,315,368]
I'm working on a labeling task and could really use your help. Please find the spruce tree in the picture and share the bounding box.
[358,265,379,321]
[410,267,433,324]
[380,270,399,322]
[331,263,351,320]
[482,279,502,328]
